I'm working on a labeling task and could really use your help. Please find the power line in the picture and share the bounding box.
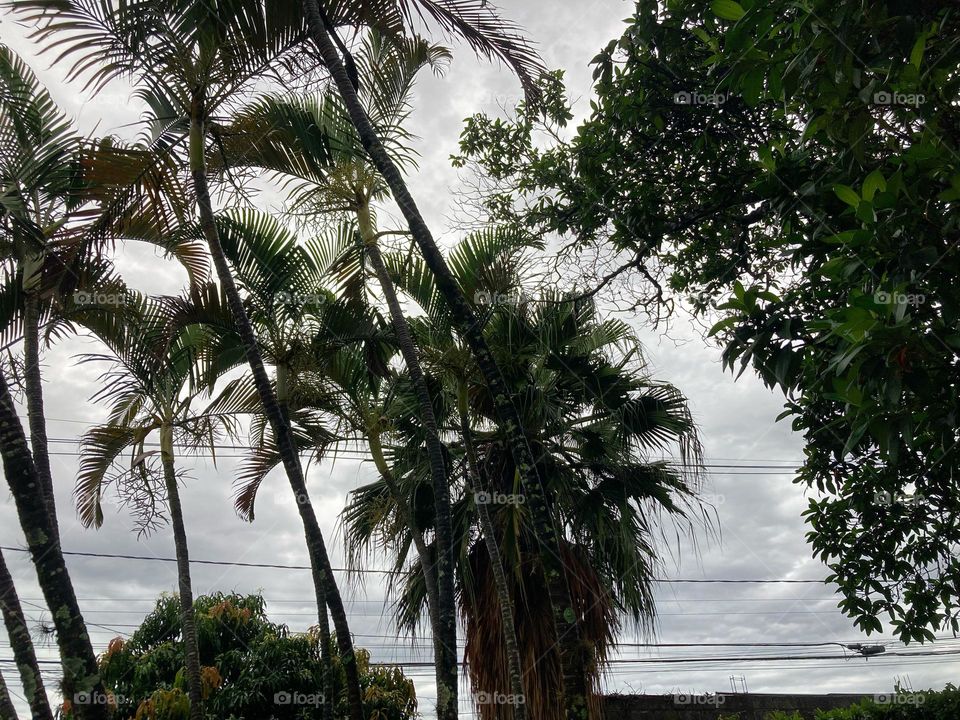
[30,424,807,468]
[4,648,960,669]
[0,546,827,583]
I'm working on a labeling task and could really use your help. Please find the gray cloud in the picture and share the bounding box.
[1,1,957,716]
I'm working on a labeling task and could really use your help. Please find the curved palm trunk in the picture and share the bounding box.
[0,371,106,720]
[188,95,364,720]
[359,204,458,720]
[366,427,447,684]
[0,548,53,720]
[276,371,333,720]
[158,426,203,720]
[458,401,526,720]
[0,659,19,720]
[22,291,58,544]
[301,8,590,718]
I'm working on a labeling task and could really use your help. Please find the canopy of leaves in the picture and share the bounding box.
[453,0,960,642]
[92,592,417,720]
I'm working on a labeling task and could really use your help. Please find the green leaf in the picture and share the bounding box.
[910,31,928,69]
[741,66,765,106]
[711,0,746,21]
[861,170,886,201]
[833,184,860,207]
[708,316,737,337]
[856,200,876,224]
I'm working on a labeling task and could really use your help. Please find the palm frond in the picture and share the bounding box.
[331,0,546,103]
[76,422,154,528]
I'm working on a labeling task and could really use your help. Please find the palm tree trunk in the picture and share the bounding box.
[0,371,106,720]
[188,94,364,720]
[158,425,203,720]
[457,399,527,720]
[366,427,447,689]
[0,660,19,720]
[275,371,333,720]
[359,203,458,720]
[0,549,53,720]
[22,291,58,544]
[301,8,590,718]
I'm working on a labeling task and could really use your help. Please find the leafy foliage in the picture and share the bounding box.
[342,230,711,719]
[768,683,960,720]
[454,0,960,643]
[90,592,417,720]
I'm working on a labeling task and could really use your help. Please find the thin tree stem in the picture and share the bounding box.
[159,426,203,720]
[22,292,57,543]
[0,370,105,720]
[360,202,458,720]
[366,426,445,682]
[276,371,333,720]
[458,397,527,720]
[300,6,589,717]
[0,656,19,720]
[188,93,364,720]
[0,548,53,720]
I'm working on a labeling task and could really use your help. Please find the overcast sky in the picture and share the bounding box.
[1,1,958,718]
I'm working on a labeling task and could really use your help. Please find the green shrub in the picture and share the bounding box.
[89,592,417,720]
[813,685,960,720]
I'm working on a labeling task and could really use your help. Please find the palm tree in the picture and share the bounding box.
[195,204,465,720]
[9,4,368,715]
[293,8,595,715]
[0,44,77,536]
[219,34,464,718]
[0,43,115,720]
[183,211,361,720]
[73,292,238,720]
[345,231,710,719]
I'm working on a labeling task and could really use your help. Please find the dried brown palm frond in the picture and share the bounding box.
[462,538,616,720]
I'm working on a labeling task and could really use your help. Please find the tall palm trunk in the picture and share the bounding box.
[366,426,447,695]
[0,371,107,720]
[0,657,19,720]
[0,548,53,720]
[458,399,526,720]
[276,368,333,720]
[22,287,57,543]
[188,94,364,720]
[359,202,458,720]
[301,8,590,718]
[158,425,203,720]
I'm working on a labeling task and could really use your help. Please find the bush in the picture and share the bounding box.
[763,686,960,720]
[77,592,417,720]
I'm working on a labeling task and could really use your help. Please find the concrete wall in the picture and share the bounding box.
[602,693,868,720]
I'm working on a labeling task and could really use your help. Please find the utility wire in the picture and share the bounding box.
[0,545,827,582]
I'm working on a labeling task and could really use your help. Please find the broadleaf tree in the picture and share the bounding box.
[452,0,960,643]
